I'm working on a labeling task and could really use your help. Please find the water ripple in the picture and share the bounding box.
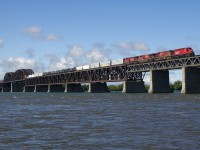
[0,92,200,149]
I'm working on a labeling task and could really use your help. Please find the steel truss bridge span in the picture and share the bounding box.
[3,55,200,86]
[127,55,200,72]
[25,65,143,86]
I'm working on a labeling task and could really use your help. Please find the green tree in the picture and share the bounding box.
[108,84,123,91]
[82,84,89,91]
[173,80,182,90]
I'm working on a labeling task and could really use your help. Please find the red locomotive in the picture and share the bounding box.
[173,47,194,57]
[123,47,194,64]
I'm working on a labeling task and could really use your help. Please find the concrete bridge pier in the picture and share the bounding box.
[181,67,200,94]
[23,86,25,92]
[122,80,147,93]
[34,85,36,92]
[64,83,84,92]
[47,84,50,92]
[10,83,13,92]
[149,70,171,93]
[88,82,110,93]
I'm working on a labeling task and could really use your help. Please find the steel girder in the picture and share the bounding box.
[5,55,200,86]
[14,69,34,80]
[127,55,200,72]
[0,81,3,88]
[3,72,15,82]
[3,69,34,83]
[25,65,143,85]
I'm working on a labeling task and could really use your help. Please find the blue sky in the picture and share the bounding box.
[0,0,200,82]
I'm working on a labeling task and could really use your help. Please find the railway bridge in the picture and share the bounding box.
[1,55,200,94]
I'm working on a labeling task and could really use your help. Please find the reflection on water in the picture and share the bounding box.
[0,92,200,149]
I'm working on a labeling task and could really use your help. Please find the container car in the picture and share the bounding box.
[111,59,124,65]
[90,63,100,68]
[100,61,111,67]
[82,65,90,70]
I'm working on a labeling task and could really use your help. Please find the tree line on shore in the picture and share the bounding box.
[82,80,182,91]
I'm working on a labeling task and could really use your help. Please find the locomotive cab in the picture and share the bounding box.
[185,47,195,56]
[173,47,195,58]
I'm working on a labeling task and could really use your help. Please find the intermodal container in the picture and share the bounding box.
[111,59,123,65]
[76,66,83,70]
[91,63,100,68]
[82,65,90,70]
[100,61,111,67]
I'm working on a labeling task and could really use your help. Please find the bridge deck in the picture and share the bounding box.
[127,55,200,72]
[3,55,200,86]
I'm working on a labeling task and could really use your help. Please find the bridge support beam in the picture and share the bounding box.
[23,86,25,92]
[33,85,36,92]
[181,67,200,94]
[88,82,110,93]
[122,81,147,93]
[64,83,84,92]
[10,83,13,92]
[149,70,171,93]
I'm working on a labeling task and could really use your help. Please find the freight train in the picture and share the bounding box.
[36,47,194,77]
[123,47,194,64]
[75,47,194,70]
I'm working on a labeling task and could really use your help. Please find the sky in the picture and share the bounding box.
[0,0,200,83]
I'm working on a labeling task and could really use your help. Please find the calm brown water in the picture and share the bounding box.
[0,92,200,149]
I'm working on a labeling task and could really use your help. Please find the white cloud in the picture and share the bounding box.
[45,33,59,41]
[54,57,75,70]
[0,57,45,78]
[7,57,42,71]
[66,43,110,66]
[143,73,150,85]
[0,38,4,47]
[86,48,108,63]
[69,46,84,57]
[116,41,149,51]
[114,41,150,57]
[22,26,42,39]
[22,26,60,41]
[44,54,75,71]
[23,26,42,34]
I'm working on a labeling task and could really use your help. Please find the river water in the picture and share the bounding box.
[0,92,200,149]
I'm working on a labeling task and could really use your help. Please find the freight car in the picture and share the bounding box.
[123,47,194,64]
